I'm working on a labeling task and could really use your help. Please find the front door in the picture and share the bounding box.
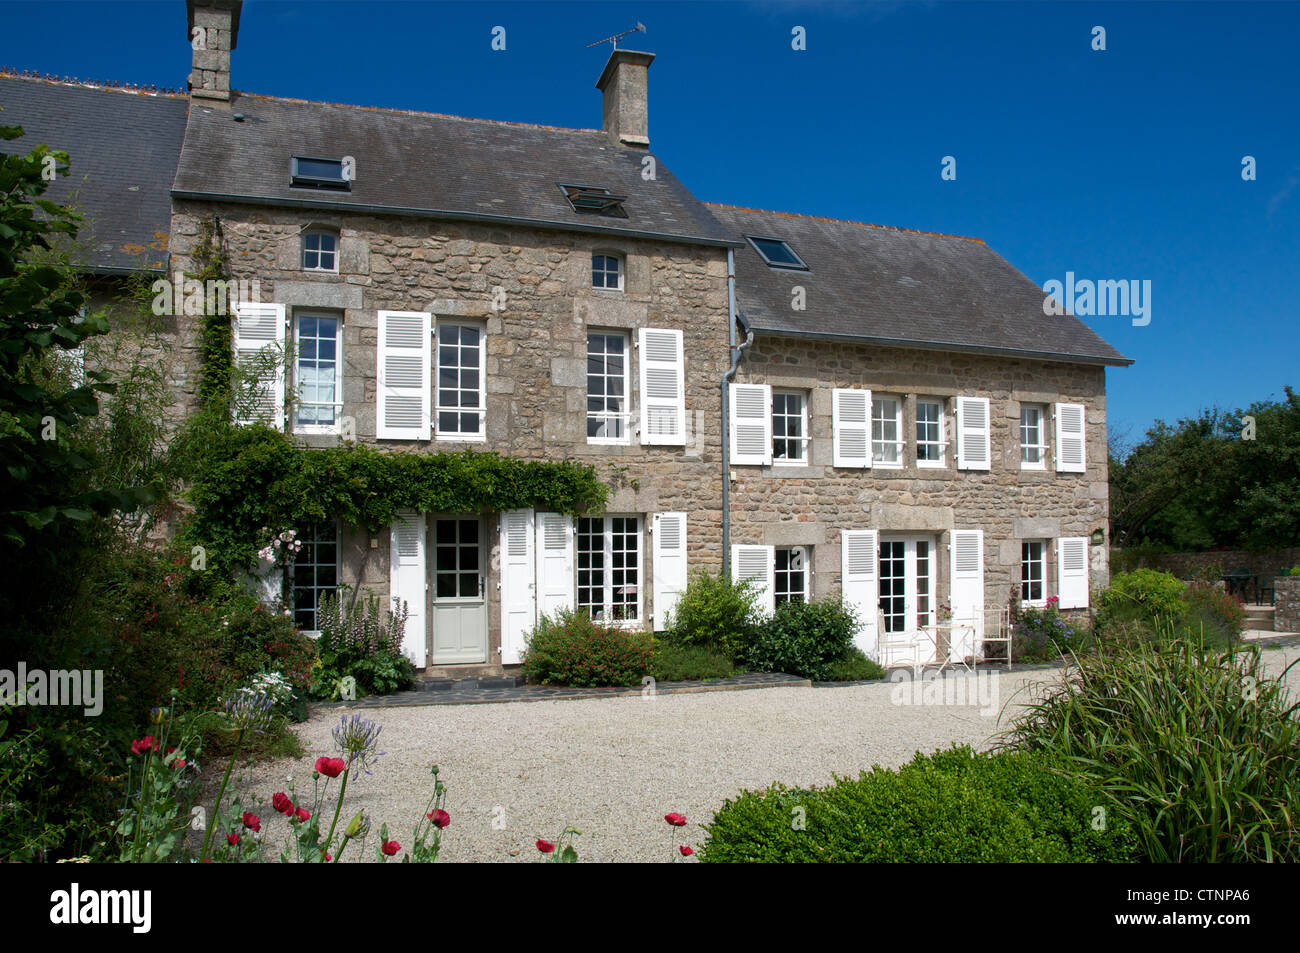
[879,536,936,665]
[431,516,488,664]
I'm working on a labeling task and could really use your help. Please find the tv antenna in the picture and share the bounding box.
[586,22,646,50]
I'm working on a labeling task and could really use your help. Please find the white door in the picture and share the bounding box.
[878,536,937,665]
[430,516,488,664]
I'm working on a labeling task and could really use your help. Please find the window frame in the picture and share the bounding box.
[915,398,945,468]
[774,546,809,605]
[1020,403,1049,470]
[771,389,810,466]
[872,395,904,468]
[289,156,351,192]
[576,515,643,625]
[586,330,631,445]
[434,320,487,442]
[744,234,809,271]
[1020,539,1047,607]
[292,521,339,634]
[302,229,340,273]
[292,311,343,435]
[591,253,624,291]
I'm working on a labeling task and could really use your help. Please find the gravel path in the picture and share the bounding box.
[232,646,1300,863]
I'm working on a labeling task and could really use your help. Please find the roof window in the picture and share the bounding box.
[560,184,628,218]
[746,235,808,270]
[291,156,351,192]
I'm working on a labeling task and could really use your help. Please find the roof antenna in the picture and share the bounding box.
[586,22,646,50]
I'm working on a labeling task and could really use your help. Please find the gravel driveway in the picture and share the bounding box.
[233,645,1300,862]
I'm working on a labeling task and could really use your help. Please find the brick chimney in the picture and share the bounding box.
[186,0,242,103]
[596,49,654,149]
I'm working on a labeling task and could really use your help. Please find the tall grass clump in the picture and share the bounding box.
[1005,629,1300,861]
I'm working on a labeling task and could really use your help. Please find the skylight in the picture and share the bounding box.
[560,184,628,218]
[290,156,351,192]
[746,235,808,270]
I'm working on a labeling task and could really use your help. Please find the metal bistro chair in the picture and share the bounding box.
[977,605,1013,672]
[877,609,927,677]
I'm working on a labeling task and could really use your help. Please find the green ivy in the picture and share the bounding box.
[193,215,234,410]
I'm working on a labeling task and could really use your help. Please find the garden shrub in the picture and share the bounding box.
[743,598,858,680]
[1005,600,1089,662]
[1007,630,1300,862]
[662,570,762,661]
[649,642,735,682]
[1180,580,1245,645]
[309,589,416,699]
[700,745,1139,863]
[521,609,655,687]
[820,647,885,682]
[1096,569,1188,629]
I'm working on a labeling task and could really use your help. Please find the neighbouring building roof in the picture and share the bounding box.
[708,203,1132,367]
[171,93,738,248]
[0,73,188,273]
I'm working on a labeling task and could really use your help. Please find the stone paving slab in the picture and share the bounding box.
[312,671,811,710]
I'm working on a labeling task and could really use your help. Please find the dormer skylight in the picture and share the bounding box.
[560,183,628,218]
[291,156,351,192]
[746,235,808,270]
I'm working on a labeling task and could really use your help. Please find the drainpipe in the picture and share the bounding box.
[721,248,753,579]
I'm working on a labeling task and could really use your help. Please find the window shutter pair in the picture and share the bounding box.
[233,302,287,429]
[1055,403,1087,473]
[639,328,686,446]
[832,388,872,468]
[840,530,879,659]
[390,510,428,665]
[377,310,432,440]
[731,544,775,615]
[1056,537,1090,608]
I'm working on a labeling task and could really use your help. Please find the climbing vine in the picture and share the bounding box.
[193,215,234,409]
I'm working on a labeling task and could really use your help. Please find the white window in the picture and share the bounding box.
[1020,404,1048,469]
[872,397,903,467]
[435,322,485,440]
[772,390,808,464]
[774,547,808,605]
[302,230,338,272]
[916,399,944,467]
[592,253,623,290]
[1021,540,1046,605]
[577,516,641,623]
[294,313,341,432]
[587,331,629,443]
[293,522,338,633]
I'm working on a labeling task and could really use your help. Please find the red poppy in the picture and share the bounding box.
[536,839,555,853]
[381,840,401,856]
[130,736,158,756]
[226,832,240,846]
[679,845,694,856]
[295,807,311,823]
[272,792,293,815]
[325,853,332,862]
[427,809,451,829]
[242,812,261,833]
[664,813,687,827]
[314,756,346,778]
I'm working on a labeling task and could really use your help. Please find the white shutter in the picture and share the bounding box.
[255,555,283,608]
[832,388,872,468]
[956,396,991,470]
[639,328,685,445]
[1057,537,1090,609]
[729,383,772,466]
[535,512,575,620]
[1055,403,1087,473]
[732,544,775,616]
[377,310,431,440]
[389,510,427,666]
[841,530,879,659]
[233,302,286,429]
[949,529,985,661]
[499,509,535,665]
[652,512,688,631]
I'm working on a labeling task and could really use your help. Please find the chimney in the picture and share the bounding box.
[596,49,655,149]
[186,0,242,103]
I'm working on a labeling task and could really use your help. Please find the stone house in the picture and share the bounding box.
[1,0,1129,674]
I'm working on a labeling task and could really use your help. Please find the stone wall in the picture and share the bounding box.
[1112,547,1300,584]
[167,201,732,663]
[730,334,1112,608]
[1276,577,1300,633]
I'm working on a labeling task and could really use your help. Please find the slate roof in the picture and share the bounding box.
[0,74,188,273]
[708,204,1132,367]
[172,93,737,247]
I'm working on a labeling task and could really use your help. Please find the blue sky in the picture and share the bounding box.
[2,0,1296,443]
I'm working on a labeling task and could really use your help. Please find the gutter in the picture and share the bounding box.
[170,189,743,250]
[720,247,754,579]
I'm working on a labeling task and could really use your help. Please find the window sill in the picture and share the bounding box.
[872,462,904,470]
[587,437,632,447]
[916,460,946,469]
[1020,461,1047,471]
[435,433,487,443]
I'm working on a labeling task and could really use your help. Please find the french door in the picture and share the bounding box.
[430,516,488,664]
[879,536,936,663]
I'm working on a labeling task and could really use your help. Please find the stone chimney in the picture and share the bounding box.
[596,49,654,149]
[186,0,242,103]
